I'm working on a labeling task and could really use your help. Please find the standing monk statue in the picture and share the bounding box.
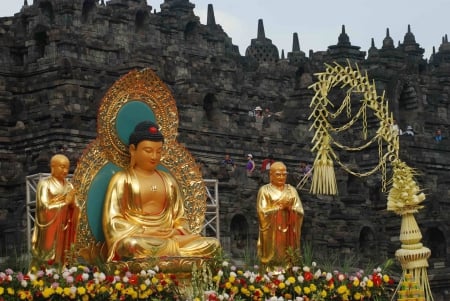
[31,154,79,268]
[257,161,304,266]
[102,121,219,262]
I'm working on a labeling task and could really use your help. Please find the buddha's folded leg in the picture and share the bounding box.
[177,236,220,257]
[115,236,181,258]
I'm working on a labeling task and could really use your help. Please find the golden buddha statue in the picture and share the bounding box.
[31,154,79,267]
[257,161,304,265]
[102,121,219,262]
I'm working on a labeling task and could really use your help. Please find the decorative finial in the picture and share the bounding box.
[292,32,300,52]
[207,4,216,26]
[386,28,390,37]
[257,19,265,40]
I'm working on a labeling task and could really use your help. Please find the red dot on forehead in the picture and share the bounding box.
[149,126,158,134]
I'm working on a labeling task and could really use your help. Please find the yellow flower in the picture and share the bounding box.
[157,284,164,292]
[383,274,390,283]
[262,285,270,293]
[337,285,348,295]
[77,286,86,295]
[320,289,327,298]
[82,295,89,301]
[248,285,255,291]
[278,282,286,289]
[353,278,360,287]
[309,283,317,292]
[367,279,374,288]
[42,287,54,298]
[55,287,63,295]
[303,287,311,294]
[237,270,243,275]
[193,298,201,301]
[225,282,232,289]
[212,275,220,282]
[63,287,72,296]
[287,276,296,284]
[114,270,120,275]
[18,290,28,300]
[0,287,4,295]
[229,276,236,283]
[294,285,302,295]
[7,287,15,295]
[240,287,250,296]
[353,292,362,300]
[231,286,239,294]
[151,277,159,284]
[115,282,124,290]
[139,284,147,291]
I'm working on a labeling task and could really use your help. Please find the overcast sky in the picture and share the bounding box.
[1,0,448,59]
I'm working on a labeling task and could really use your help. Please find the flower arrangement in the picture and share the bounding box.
[201,260,395,301]
[0,259,395,301]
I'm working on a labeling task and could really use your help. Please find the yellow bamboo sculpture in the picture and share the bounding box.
[307,61,433,301]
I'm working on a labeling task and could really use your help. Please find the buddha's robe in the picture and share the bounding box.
[31,176,78,265]
[102,169,219,262]
[257,184,304,264]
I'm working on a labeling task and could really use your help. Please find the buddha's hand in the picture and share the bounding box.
[276,200,290,210]
[65,190,76,205]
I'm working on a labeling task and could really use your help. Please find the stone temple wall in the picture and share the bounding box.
[0,0,449,298]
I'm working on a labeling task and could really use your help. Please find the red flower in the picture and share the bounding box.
[208,292,218,301]
[47,259,55,266]
[129,275,138,285]
[76,274,84,283]
[303,271,313,282]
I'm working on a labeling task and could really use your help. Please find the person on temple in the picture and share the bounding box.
[256,161,304,266]
[31,154,79,268]
[102,121,219,262]
[246,153,255,177]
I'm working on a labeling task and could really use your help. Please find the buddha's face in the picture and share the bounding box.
[131,140,163,172]
[51,155,70,182]
[270,162,288,187]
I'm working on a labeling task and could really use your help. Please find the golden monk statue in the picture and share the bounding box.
[31,154,79,267]
[257,161,304,265]
[102,121,219,262]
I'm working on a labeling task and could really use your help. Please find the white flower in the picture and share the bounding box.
[277,274,285,282]
[70,286,77,294]
[222,261,229,267]
[53,274,59,280]
[145,279,151,286]
[70,267,77,273]
[312,262,317,267]
[297,275,304,283]
[314,269,321,279]
[296,297,304,301]
[292,266,299,273]
[140,270,147,277]
[153,266,159,272]
[217,270,223,277]
[326,272,333,281]
[21,280,28,287]
[122,276,129,283]
[230,271,237,278]
[302,266,310,272]
[82,273,89,281]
